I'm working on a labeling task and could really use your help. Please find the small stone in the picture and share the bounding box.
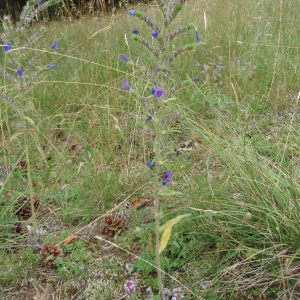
[125,263,134,276]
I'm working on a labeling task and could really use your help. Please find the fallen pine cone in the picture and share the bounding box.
[102,215,126,237]
[12,222,28,235]
[14,194,40,220]
[40,243,63,268]
[18,160,28,172]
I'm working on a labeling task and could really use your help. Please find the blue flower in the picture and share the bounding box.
[153,88,165,100]
[123,80,131,91]
[193,77,200,82]
[37,0,42,3]
[132,29,139,35]
[195,29,201,43]
[152,31,159,39]
[17,70,24,77]
[129,10,136,16]
[121,54,129,63]
[3,43,12,53]
[144,115,152,123]
[48,64,56,70]
[162,171,173,186]
[146,161,154,169]
[156,66,162,72]
[151,87,156,95]
[51,41,58,50]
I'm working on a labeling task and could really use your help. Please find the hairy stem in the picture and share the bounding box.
[153,110,164,297]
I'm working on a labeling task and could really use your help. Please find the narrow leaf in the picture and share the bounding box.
[159,227,172,255]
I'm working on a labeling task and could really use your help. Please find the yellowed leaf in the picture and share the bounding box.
[159,227,172,255]
[159,214,191,233]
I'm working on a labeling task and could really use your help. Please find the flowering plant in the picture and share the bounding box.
[121,0,201,297]
[0,0,61,229]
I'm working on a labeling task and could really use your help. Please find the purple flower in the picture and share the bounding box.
[0,165,12,177]
[123,80,131,91]
[156,66,162,72]
[193,77,200,82]
[124,280,136,296]
[37,0,42,3]
[17,70,24,77]
[162,171,173,186]
[132,29,139,35]
[3,43,12,53]
[152,31,159,39]
[195,30,201,43]
[144,115,152,123]
[146,161,154,169]
[154,87,165,100]
[129,10,136,16]
[48,64,56,70]
[51,41,58,50]
[121,54,129,63]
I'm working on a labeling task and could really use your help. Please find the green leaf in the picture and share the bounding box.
[158,189,183,197]
[159,214,191,233]
[159,227,172,255]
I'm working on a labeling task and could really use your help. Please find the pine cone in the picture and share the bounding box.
[40,243,63,268]
[18,160,28,172]
[12,222,28,235]
[102,214,126,237]
[15,194,40,220]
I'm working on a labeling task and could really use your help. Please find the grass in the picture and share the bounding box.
[0,0,299,298]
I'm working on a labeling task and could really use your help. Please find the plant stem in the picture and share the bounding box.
[23,126,36,227]
[153,112,163,297]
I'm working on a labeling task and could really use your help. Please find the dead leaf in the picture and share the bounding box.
[130,198,151,209]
